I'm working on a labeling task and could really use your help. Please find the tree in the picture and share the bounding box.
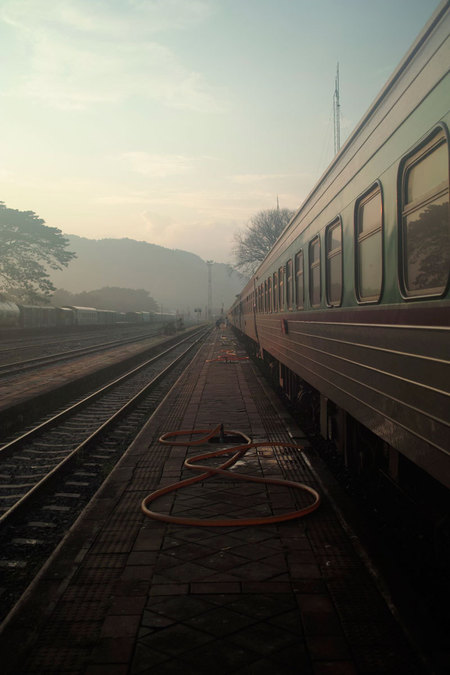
[233,208,295,275]
[51,287,159,313]
[0,202,76,303]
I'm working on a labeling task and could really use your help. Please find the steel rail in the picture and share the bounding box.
[0,327,168,377]
[0,327,209,527]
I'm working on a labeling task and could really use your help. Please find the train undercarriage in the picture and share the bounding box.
[234,328,450,596]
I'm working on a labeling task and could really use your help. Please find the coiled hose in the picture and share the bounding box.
[141,424,320,527]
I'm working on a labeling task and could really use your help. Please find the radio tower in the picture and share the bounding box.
[333,63,341,155]
[206,260,213,320]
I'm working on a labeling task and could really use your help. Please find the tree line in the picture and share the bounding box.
[52,287,159,313]
[1,200,295,304]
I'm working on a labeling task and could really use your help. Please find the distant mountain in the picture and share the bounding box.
[49,235,247,315]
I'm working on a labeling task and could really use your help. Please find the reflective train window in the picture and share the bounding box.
[268,276,273,312]
[278,266,284,310]
[309,237,321,307]
[295,250,304,309]
[286,259,293,309]
[264,279,268,312]
[400,129,449,297]
[355,186,383,302]
[273,271,279,311]
[326,219,342,306]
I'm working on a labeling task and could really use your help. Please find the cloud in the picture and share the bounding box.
[1,0,213,37]
[142,210,175,234]
[230,173,311,185]
[121,153,197,178]
[0,0,225,112]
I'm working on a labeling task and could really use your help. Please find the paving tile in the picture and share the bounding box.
[148,583,189,596]
[130,642,169,673]
[108,595,147,615]
[147,595,214,620]
[184,605,256,637]
[90,637,136,663]
[293,580,327,594]
[112,578,150,597]
[228,560,282,581]
[232,542,284,560]
[237,641,312,674]
[227,594,296,620]
[100,614,142,638]
[180,637,260,673]
[153,560,214,582]
[138,623,214,656]
[141,609,176,629]
[229,620,298,656]
[162,542,219,563]
[190,581,242,594]
[126,551,158,566]
[267,608,304,635]
[196,550,249,571]
[85,666,129,675]
[289,563,322,579]
[307,634,351,660]
[120,565,154,581]
[312,661,358,675]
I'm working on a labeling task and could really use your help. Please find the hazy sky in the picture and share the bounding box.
[0,0,441,263]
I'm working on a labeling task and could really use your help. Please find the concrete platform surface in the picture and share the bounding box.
[0,328,426,674]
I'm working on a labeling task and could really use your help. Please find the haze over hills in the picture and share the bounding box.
[49,235,247,315]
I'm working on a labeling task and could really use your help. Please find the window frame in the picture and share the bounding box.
[325,217,343,307]
[398,125,449,300]
[295,250,304,309]
[273,271,278,312]
[354,182,384,304]
[286,258,293,310]
[309,236,321,308]
[278,265,284,310]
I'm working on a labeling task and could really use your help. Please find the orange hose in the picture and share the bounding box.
[141,426,320,527]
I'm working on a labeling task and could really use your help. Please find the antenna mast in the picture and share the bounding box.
[333,63,341,155]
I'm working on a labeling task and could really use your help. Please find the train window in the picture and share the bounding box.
[268,277,273,312]
[286,259,293,309]
[400,130,449,297]
[279,266,284,310]
[326,219,342,306]
[309,237,321,307]
[273,272,278,311]
[295,250,304,309]
[356,186,383,302]
[264,279,268,312]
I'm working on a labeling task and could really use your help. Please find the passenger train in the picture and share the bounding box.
[229,2,450,500]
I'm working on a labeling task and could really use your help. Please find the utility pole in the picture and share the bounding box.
[206,260,213,321]
[333,62,341,155]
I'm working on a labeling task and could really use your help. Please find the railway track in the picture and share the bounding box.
[0,326,210,622]
[0,326,171,378]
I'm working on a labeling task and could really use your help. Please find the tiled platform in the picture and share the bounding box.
[0,328,426,674]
